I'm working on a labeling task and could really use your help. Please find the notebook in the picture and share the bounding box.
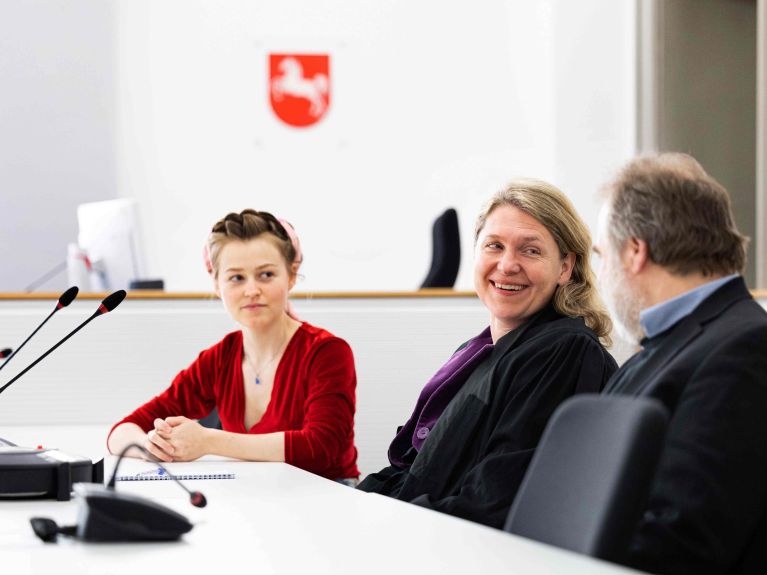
[115,467,235,481]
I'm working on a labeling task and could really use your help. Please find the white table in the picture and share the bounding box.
[0,426,644,574]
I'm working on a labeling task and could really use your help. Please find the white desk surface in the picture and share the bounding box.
[0,426,644,574]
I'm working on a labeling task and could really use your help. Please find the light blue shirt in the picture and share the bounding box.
[639,274,740,339]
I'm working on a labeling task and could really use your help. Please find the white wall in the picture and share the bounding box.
[113,0,637,292]
[0,295,489,476]
[0,0,118,291]
[0,1,636,293]
[1,293,763,474]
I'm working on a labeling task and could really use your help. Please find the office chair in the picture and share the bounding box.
[420,208,460,289]
[504,394,669,562]
[198,407,222,430]
[128,279,165,290]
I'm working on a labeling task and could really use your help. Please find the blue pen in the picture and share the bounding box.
[135,467,166,477]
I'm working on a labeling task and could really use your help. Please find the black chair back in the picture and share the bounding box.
[504,394,668,561]
[198,407,222,430]
[420,208,460,289]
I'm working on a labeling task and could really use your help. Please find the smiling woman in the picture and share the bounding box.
[474,204,576,341]
[358,179,617,529]
[474,179,613,345]
[107,209,359,482]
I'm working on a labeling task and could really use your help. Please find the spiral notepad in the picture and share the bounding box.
[116,468,235,481]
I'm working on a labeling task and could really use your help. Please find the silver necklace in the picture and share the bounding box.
[244,337,288,386]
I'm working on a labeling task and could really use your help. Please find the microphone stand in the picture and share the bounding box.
[0,286,79,373]
[0,290,124,395]
[109,443,207,508]
[0,291,125,501]
[24,261,67,293]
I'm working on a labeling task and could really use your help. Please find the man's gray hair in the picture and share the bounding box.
[603,153,747,277]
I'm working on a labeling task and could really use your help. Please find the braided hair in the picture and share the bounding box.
[205,209,297,278]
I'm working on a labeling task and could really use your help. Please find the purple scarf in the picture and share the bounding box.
[388,327,494,468]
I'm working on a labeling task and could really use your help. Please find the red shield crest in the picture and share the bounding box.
[269,54,331,128]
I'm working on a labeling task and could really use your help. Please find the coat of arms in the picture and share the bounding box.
[269,54,331,128]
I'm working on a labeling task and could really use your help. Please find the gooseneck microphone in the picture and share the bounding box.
[108,443,207,508]
[0,286,79,372]
[0,290,126,396]
[30,440,203,543]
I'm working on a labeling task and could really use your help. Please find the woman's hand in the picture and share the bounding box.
[143,418,176,462]
[160,416,210,462]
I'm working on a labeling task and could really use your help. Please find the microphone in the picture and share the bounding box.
[108,443,207,508]
[29,441,204,543]
[0,348,12,359]
[0,286,79,372]
[0,290,126,396]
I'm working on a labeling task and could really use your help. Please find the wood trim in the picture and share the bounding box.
[0,289,479,301]
[3,289,766,301]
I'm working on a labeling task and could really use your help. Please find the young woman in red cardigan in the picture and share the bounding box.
[107,209,359,482]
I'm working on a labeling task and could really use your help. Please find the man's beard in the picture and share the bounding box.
[601,259,646,346]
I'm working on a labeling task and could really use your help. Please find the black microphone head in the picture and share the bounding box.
[190,491,207,508]
[96,290,127,315]
[57,286,79,309]
[0,348,12,359]
[30,517,60,543]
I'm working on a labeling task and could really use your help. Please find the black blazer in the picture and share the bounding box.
[606,277,767,575]
[359,305,617,529]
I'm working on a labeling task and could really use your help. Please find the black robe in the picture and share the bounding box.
[358,305,618,529]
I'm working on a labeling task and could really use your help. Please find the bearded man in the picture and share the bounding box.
[594,153,767,575]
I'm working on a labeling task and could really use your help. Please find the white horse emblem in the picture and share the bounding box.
[270,57,329,118]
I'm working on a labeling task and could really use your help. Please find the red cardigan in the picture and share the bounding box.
[110,322,359,479]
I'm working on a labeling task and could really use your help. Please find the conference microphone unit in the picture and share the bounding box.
[0,289,125,396]
[107,443,207,508]
[0,290,126,501]
[30,443,204,543]
[0,286,79,373]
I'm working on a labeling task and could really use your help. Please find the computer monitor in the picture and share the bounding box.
[77,199,147,292]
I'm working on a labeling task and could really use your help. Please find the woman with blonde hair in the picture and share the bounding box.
[358,179,616,527]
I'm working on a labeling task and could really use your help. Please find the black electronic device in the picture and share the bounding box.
[30,443,205,542]
[49,483,193,542]
[0,348,11,370]
[0,440,103,501]
[31,486,193,543]
[0,289,125,500]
